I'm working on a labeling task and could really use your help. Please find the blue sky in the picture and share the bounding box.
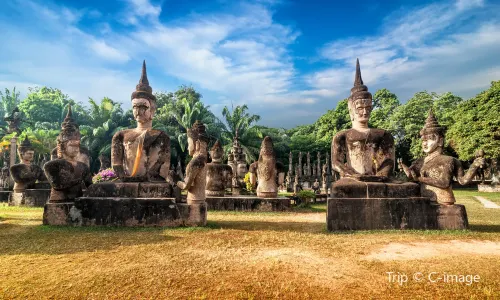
[1,0,499,128]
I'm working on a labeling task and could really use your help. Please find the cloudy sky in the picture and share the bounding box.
[0,0,499,128]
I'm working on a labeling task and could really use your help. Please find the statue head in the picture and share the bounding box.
[420,109,445,154]
[237,162,247,177]
[57,105,81,161]
[18,136,35,164]
[132,60,156,126]
[187,120,209,156]
[348,59,372,126]
[210,140,223,163]
[259,136,274,158]
[475,149,485,158]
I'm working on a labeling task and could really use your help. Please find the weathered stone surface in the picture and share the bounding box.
[434,204,468,230]
[43,198,206,227]
[9,189,50,207]
[331,178,420,198]
[206,196,291,211]
[478,184,500,192]
[206,140,232,197]
[327,197,435,231]
[86,182,174,198]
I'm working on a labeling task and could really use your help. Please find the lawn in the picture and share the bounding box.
[1,189,499,299]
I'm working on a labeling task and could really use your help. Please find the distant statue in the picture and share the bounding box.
[111,60,171,182]
[399,110,484,205]
[322,163,327,184]
[312,178,320,194]
[205,140,232,196]
[10,137,47,192]
[255,137,278,198]
[331,59,394,181]
[98,154,111,172]
[475,149,487,184]
[4,107,22,134]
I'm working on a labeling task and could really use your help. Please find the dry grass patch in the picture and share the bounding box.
[1,189,499,299]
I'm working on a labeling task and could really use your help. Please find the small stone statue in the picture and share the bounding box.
[111,60,171,182]
[322,163,327,185]
[177,121,208,204]
[44,106,92,202]
[293,173,302,193]
[331,59,394,180]
[255,136,278,198]
[474,149,487,184]
[312,178,320,194]
[98,154,111,172]
[205,140,232,196]
[4,107,22,135]
[399,110,483,205]
[10,137,47,192]
[249,161,258,188]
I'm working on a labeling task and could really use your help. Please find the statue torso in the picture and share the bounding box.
[412,155,456,204]
[187,155,207,202]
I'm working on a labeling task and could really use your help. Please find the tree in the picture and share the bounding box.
[0,87,22,137]
[314,98,351,148]
[370,89,400,130]
[448,80,500,160]
[220,104,262,163]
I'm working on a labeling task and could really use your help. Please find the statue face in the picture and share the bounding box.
[237,163,247,176]
[21,150,35,162]
[65,140,80,159]
[422,133,442,154]
[132,98,153,124]
[350,99,372,123]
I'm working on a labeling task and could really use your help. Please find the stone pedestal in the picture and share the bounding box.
[478,184,500,192]
[86,181,174,198]
[43,202,77,225]
[206,196,291,211]
[9,189,50,207]
[434,204,468,230]
[327,197,435,230]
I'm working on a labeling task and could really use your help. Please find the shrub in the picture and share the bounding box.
[92,168,118,184]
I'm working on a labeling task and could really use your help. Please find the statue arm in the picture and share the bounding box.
[331,132,357,177]
[148,133,171,180]
[177,157,202,190]
[456,158,481,186]
[44,163,83,190]
[111,132,126,178]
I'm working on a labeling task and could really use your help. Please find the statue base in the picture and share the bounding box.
[256,191,278,198]
[206,196,291,211]
[9,189,50,207]
[327,179,469,231]
[43,198,206,227]
[86,181,175,198]
[478,184,500,192]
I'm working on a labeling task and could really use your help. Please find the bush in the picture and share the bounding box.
[296,190,315,207]
[243,172,254,192]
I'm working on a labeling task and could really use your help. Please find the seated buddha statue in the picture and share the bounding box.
[399,110,483,205]
[10,136,47,192]
[44,106,92,202]
[111,60,171,182]
[331,59,395,181]
[205,140,232,196]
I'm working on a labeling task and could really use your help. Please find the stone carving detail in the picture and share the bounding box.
[111,60,171,182]
[399,110,483,205]
[177,121,208,204]
[44,106,92,202]
[250,136,278,198]
[205,140,232,196]
[10,137,47,192]
[331,59,394,181]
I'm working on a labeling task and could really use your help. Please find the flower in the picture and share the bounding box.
[92,168,118,184]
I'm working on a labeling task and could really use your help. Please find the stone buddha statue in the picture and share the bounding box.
[399,110,483,205]
[331,59,394,181]
[10,137,47,192]
[251,136,278,198]
[205,140,233,196]
[44,106,92,202]
[177,121,208,204]
[111,60,171,182]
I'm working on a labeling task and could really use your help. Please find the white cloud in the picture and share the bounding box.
[89,40,130,63]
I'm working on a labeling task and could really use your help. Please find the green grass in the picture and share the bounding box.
[0,189,499,299]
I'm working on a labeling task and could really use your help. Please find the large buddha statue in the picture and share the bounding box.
[111,60,171,182]
[10,137,47,192]
[331,59,394,181]
[44,107,92,202]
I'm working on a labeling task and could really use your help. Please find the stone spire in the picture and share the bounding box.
[131,60,156,103]
[188,120,209,143]
[210,140,223,162]
[58,105,80,142]
[420,109,445,136]
[349,58,372,101]
[260,136,274,156]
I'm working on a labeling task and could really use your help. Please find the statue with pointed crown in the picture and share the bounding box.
[44,106,92,202]
[111,60,171,182]
[398,110,484,205]
[205,140,233,196]
[331,59,395,181]
[249,136,278,198]
[177,120,209,205]
[10,136,47,192]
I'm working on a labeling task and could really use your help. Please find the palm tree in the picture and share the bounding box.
[0,87,22,137]
[220,104,262,163]
[80,97,134,172]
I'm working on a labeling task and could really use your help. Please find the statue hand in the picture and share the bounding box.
[472,157,486,168]
[177,181,186,190]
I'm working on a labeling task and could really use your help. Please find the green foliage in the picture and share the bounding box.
[447,81,500,160]
[0,87,21,124]
[297,190,315,199]
[370,89,400,129]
